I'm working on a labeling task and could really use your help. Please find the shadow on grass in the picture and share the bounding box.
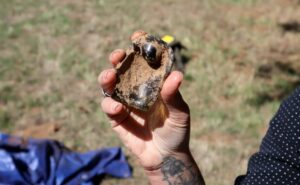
[248,79,300,107]
[248,22,300,107]
[249,62,300,107]
[279,21,300,34]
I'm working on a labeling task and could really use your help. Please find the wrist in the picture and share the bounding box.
[144,151,205,185]
[143,149,192,172]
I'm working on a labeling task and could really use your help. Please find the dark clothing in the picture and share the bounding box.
[235,88,300,185]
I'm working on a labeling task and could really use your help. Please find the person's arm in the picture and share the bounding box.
[235,88,300,185]
[99,30,205,185]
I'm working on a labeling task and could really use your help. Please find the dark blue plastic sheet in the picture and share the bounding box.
[0,133,131,185]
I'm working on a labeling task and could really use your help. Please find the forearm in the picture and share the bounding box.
[144,152,205,185]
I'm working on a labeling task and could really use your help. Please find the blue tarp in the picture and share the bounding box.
[0,133,132,185]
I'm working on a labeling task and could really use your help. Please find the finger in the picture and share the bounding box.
[160,71,190,124]
[101,98,132,144]
[101,97,130,128]
[130,30,147,41]
[109,49,126,66]
[161,71,183,104]
[101,98,151,142]
[98,69,116,95]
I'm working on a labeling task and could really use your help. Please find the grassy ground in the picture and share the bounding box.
[1,0,300,184]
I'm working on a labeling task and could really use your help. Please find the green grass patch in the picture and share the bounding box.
[0,109,13,131]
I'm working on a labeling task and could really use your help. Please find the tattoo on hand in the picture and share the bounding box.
[161,156,201,185]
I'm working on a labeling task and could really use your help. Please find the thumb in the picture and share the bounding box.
[161,71,190,123]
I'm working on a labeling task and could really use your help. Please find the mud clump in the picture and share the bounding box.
[112,34,174,111]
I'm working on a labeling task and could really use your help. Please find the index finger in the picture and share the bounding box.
[109,49,126,66]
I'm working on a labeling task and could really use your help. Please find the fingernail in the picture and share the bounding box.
[105,71,109,80]
[109,52,116,61]
[113,102,121,112]
[102,71,110,80]
[109,49,122,60]
[101,72,108,80]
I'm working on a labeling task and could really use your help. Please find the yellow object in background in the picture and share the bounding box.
[162,35,175,44]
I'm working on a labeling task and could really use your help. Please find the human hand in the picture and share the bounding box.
[99,31,198,176]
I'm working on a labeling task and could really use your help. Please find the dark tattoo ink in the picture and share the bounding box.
[161,156,202,185]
